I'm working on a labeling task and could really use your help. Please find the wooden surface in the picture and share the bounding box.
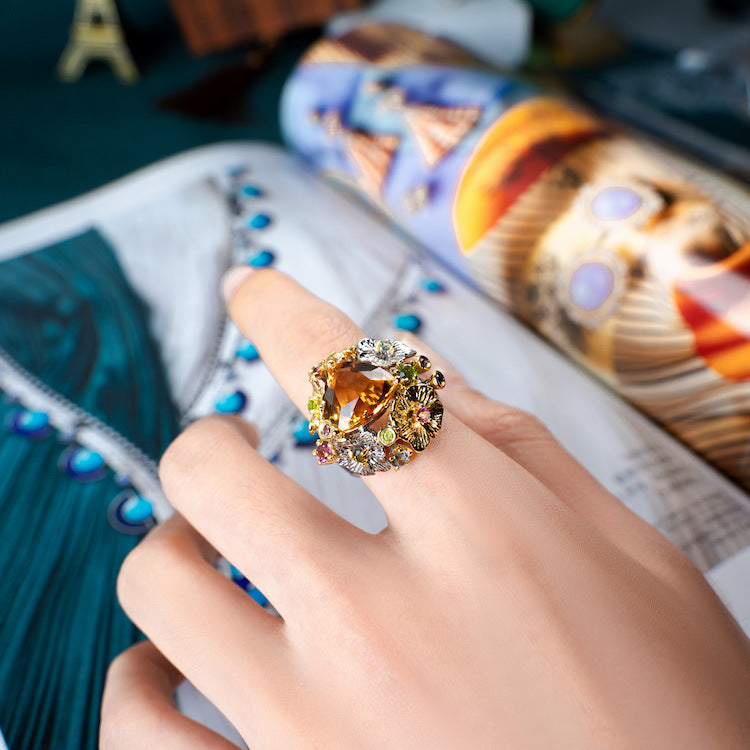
[168,0,362,55]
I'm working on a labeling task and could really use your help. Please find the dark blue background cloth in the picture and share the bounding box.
[0,1,316,223]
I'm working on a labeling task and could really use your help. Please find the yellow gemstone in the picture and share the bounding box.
[322,362,397,432]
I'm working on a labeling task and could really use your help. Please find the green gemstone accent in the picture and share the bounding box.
[378,426,397,446]
[308,398,319,413]
[398,363,417,381]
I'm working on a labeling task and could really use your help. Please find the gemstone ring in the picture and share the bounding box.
[307,338,446,474]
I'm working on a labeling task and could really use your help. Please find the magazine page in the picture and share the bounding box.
[1,141,749,748]
[281,24,750,499]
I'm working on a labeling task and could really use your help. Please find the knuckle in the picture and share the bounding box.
[117,526,193,616]
[482,403,554,450]
[158,415,233,490]
[116,542,150,615]
[292,307,359,361]
[103,648,136,698]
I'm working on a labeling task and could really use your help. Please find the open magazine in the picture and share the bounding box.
[1,25,750,750]
[1,140,750,747]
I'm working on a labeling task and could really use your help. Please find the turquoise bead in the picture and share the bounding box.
[293,420,317,445]
[247,249,275,268]
[215,390,248,414]
[60,446,106,481]
[108,490,155,534]
[121,495,153,524]
[393,313,422,333]
[10,409,51,439]
[236,340,259,362]
[240,184,263,198]
[247,213,272,230]
[70,448,104,474]
[420,278,445,293]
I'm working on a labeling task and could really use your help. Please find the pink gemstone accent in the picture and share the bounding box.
[314,444,335,463]
[417,407,431,424]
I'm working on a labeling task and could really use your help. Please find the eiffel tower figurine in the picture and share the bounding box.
[57,0,138,84]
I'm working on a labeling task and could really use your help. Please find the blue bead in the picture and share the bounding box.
[121,495,154,523]
[247,587,269,606]
[108,490,155,534]
[59,446,106,481]
[393,313,422,333]
[247,249,275,268]
[246,213,272,230]
[240,184,263,198]
[236,340,259,362]
[420,278,445,293]
[229,564,244,580]
[9,409,51,439]
[215,390,248,414]
[293,420,317,445]
[228,165,248,178]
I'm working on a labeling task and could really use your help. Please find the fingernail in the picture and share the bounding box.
[221,265,254,303]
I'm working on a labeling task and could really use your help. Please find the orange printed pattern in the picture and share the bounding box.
[453,98,605,253]
[674,241,750,381]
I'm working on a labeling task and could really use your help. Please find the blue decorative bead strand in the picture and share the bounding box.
[393,313,422,333]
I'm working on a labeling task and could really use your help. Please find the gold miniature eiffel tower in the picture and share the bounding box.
[57,0,138,84]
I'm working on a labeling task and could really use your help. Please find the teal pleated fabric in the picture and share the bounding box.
[0,230,181,749]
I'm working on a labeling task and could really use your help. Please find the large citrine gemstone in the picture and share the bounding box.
[322,362,397,432]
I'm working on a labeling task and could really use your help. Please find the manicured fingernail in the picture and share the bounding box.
[221,265,254,303]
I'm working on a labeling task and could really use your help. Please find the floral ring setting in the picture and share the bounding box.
[307,338,445,475]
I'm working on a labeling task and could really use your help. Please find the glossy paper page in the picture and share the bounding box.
[281,24,750,496]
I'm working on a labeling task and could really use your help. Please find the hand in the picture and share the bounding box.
[101,268,750,749]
